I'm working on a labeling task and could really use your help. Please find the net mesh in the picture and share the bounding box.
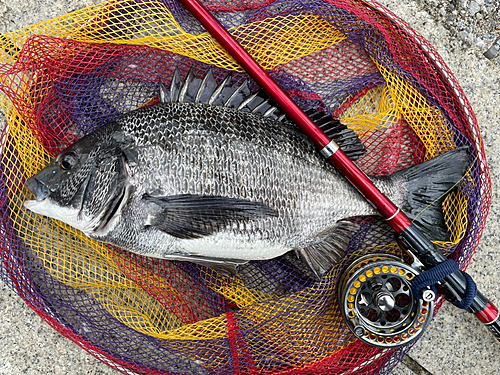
[0,0,490,374]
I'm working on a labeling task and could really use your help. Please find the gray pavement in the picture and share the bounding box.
[0,0,499,374]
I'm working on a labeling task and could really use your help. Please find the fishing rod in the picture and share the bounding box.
[178,0,500,346]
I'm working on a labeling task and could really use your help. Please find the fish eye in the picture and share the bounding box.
[59,153,77,170]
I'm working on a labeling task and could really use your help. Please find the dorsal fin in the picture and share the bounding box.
[161,68,365,160]
[237,91,261,111]
[164,68,284,119]
[304,108,366,160]
[159,67,182,103]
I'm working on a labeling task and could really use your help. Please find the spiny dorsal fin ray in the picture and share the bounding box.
[263,106,278,118]
[159,81,168,104]
[209,74,234,106]
[242,89,266,112]
[162,68,365,160]
[251,95,271,114]
[169,67,182,103]
[237,90,261,111]
[195,67,218,104]
[178,67,199,103]
[277,113,287,122]
[225,79,251,108]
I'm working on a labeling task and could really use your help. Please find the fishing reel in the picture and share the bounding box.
[338,253,434,348]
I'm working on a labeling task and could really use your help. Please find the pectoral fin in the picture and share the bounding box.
[143,194,277,239]
[296,221,360,279]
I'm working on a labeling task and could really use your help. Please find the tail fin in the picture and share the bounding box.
[392,147,470,241]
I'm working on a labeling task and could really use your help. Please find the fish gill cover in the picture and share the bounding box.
[0,0,491,374]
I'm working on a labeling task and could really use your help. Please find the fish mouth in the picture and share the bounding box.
[24,177,52,214]
[26,177,50,202]
[93,184,132,237]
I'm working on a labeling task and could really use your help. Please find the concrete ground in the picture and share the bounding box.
[0,0,499,374]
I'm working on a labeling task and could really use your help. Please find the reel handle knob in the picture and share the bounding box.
[421,289,436,302]
[353,326,366,337]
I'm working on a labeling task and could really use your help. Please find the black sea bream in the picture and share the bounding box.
[24,68,469,277]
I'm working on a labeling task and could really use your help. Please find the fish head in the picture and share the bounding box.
[24,131,130,235]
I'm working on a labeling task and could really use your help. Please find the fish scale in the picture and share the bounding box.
[108,102,381,249]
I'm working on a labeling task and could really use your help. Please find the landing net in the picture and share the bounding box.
[0,1,490,374]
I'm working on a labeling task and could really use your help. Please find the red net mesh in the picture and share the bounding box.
[0,0,490,374]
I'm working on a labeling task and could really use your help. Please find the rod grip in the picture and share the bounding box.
[398,224,500,341]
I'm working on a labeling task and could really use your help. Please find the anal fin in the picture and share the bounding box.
[296,221,360,279]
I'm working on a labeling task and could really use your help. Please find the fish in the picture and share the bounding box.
[24,67,469,278]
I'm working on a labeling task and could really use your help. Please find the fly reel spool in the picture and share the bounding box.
[338,254,434,348]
